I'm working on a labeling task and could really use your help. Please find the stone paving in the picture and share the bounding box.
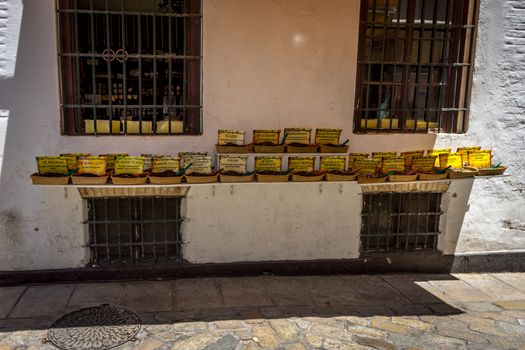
[0,273,525,349]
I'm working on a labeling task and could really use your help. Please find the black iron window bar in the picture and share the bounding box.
[354,0,479,133]
[360,192,443,254]
[57,0,202,135]
[86,197,184,266]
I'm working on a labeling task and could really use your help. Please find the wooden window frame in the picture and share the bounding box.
[56,0,202,136]
[354,0,480,134]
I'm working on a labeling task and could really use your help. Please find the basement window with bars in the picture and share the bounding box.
[87,197,183,266]
[354,0,479,133]
[360,192,443,254]
[57,0,202,135]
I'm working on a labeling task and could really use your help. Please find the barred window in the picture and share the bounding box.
[57,0,202,135]
[354,0,479,133]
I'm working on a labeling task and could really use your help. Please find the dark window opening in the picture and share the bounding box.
[87,197,183,266]
[354,0,479,133]
[57,0,202,135]
[360,192,443,254]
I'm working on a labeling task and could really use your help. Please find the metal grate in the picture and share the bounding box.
[86,197,183,266]
[360,192,442,254]
[57,0,202,135]
[354,0,479,133]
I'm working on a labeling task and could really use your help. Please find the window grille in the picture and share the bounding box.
[354,0,479,133]
[86,197,183,266]
[57,0,202,135]
[360,192,442,254]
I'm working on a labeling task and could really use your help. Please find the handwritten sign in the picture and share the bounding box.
[77,157,107,176]
[468,150,492,168]
[372,151,397,160]
[288,157,315,173]
[219,156,248,173]
[283,128,311,145]
[320,156,346,172]
[439,153,463,169]
[348,153,369,167]
[428,149,451,167]
[114,156,144,175]
[253,130,281,145]
[151,157,181,173]
[183,156,212,174]
[36,156,69,175]
[218,130,246,145]
[382,158,406,173]
[255,156,282,172]
[315,129,341,145]
[401,150,425,168]
[412,156,438,172]
[353,159,380,174]
[100,154,129,170]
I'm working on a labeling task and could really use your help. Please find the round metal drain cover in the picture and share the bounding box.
[47,304,141,350]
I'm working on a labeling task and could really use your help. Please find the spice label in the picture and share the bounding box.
[77,157,107,176]
[457,146,481,153]
[184,156,212,174]
[348,153,369,167]
[372,151,397,160]
[412,156,438,172]
[400,150,425,157]
[320,156,346,172]
[253,130,280,145]
[218,130,245,145]
[439,153,463,169]
[219,156,248,173]
[114,156,145,175]
[60,153,91,170]
[284,128,311,145]
[428,149,451,167]
[142,154,153,171]
[468,150,492,168]
[152,157,181,173]
[255,156,282,172]
[382,158,406,173]
[36,156,69,175]
[315,128,341,145]
[288,157,315,173]
[100,154,129,169]
[353,159,380,174]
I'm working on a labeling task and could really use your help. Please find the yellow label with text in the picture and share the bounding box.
[428,149,451,167]
[77,157,107,176]
[348,153,369,167]
[218,130,246,145]
[353,159,380,174]
[439,153,463,169]
[219,156,248,173]
[114,156,144,175]
[36,156,69,175]
[412,156,438,172]
[320,156,346,172]
[468,150,492,168]
[253,130,281,145]
[255,156,282,172]
[60,153,91,170]
[283,128,312,145]
[152,157,181,173]
[457,146,481,153]
[184,157,213,174]
[372,152,397,160]
[288,157,315,173]
[400,150,425,157]
[100,154,129,169]
[315,129,341,145]
[382,158,406,173]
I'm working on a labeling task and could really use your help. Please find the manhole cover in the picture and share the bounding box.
[46,304,141,350]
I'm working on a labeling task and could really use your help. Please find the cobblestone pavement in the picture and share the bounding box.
[1,273,525,349]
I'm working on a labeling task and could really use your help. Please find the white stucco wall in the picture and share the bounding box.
[0,0,523,270]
